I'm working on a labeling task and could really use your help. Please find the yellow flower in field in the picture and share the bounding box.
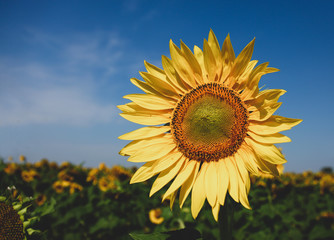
[19,155,26,162]
[58,170,74,182]
[60,161,70,169]
[61,180,71,188]
[35,194,47,206]
[98,176,116,192]
[8,156,13,162]
[118,30,302,221]
[49,162,58,169]
[87,168,99,184]
[69,183,83,195]
[98,177,110,192]
[319,174,334,194]
[53,181,64,194]
[149,208,164,224]
[21,170,39,182]
[4,163,19,175]
[34,158,49,168]
[110,165,133,180]
[99,163,108,171]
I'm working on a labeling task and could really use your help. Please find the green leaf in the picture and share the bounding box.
[130,228,202,240]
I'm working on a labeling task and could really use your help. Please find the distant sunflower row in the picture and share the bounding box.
[2,156,133,195]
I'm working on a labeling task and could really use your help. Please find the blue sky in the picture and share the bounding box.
[0,0,333,172]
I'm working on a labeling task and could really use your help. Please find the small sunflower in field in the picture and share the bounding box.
[98,176,117,192]
[19,155,26,163]
[34,158,49,169]
[86,168,99,184]
[69,183,83,195]
[110,165,133,180]
[35,194,47,206]
[4,163,19,175]
[52,181,65,194]
[119,30,302,220]
[149,208,164,225]
[21,170,39,183]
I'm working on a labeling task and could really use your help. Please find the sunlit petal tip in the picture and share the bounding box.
[118,150,128,156]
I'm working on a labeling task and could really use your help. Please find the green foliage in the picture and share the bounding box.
[1,157,333,240]
[130,228,202,240]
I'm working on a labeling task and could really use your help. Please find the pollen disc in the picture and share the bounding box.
[171,83,248,162]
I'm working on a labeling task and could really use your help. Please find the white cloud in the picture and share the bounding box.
[0,30,126,127]
[0,86,115,126]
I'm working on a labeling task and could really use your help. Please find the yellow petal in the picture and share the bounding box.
[128,141,176,163]
[119,111,170,125]
[180,41,203,85]
[179,161,200,208]
[140,71,179,99]
[237,145,259,175]
[233,154,249,185]
[119,126,171,140]
[193,45,209,84]
[203,39,217,83]
[163,160,197,201]
[241,63,279,100]
[130,78,176,101]
[212,201,220,222]
[119,134,169,156]
[191,162,208,219]
[221,34,235,82]
[248,115,302,135]
[247,131,291,144]
[168,190,177,210]
[208,29,222,65]
[169,40,198,88]
[161,55,188,93]
[229,38,255,80]
[123,94,175,110]
[118,102,170,114]
[218,160,229,205]
[150,150,184,174]
[144,60,166,80]
[150,157,186,197]
[130,161,157,184]
[254,157,279,176]
[245,137,287,165]
[205,161,218,207]
[246,89,286,107]
[233,60,258,90]
[239,180,251,209]
[225,157,239,203]
[119,139,152,156]
[248,102,282,121]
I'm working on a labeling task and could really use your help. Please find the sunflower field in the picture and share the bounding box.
[0,156,333,240]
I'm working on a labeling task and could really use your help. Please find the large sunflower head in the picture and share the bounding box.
[118,30,302,221]
[0,188,39,240]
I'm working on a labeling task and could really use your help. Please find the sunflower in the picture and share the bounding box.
[118,30,302,221]
[0,191,39,240]
[149,208,164,225]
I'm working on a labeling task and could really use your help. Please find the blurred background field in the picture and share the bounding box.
[1,156,333,240]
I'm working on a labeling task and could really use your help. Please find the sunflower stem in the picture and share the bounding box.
[218,194,234,240]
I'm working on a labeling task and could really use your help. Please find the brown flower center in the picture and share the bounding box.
[171,83,248,162]
[0,202,24,240]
